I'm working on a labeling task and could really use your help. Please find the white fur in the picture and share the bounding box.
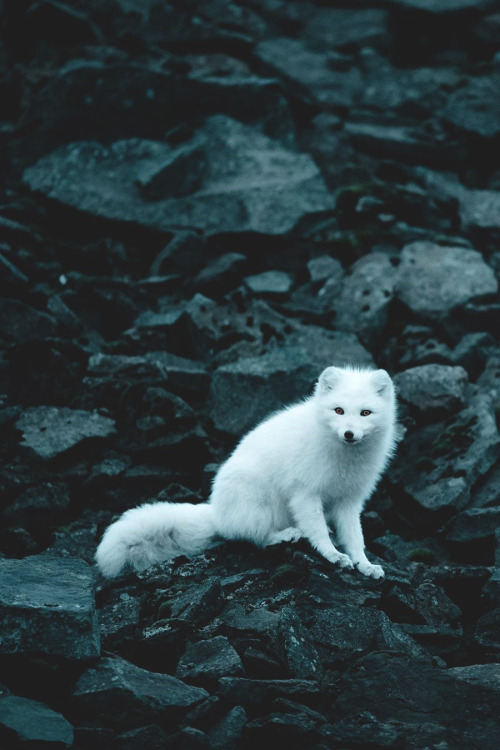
[96,366,397,579]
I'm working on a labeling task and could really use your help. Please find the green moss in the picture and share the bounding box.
[407,548,436,564]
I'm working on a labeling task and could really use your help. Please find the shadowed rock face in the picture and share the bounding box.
[2,0,500,747]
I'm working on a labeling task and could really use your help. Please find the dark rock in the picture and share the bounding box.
[244,711,323,748]
[135,139,207,200]
[304,8,390,51]
[151,231,205,276]
[176,636,244,684]
[448,663,500,691]
[15,406,116,460]
[167,726,210,750]
[115,724,168,750]
[167,579,225,626]
[193,253,247,296]
[336,651,500,749]
[3,481,70,537]
[99,592,142,651]
[209,705,247,750]
[0,298,57,344]
[475,608,500,655]
[72,656,208,729]
[444,507,500,563]
[217,677,320,707]
[396,241,498,322]
[345,121,459,166]
[0,555,100,660]
[274,608,322,680]
[333,253,398,346]
[0,692,74,748]
[221,603,280,638]
[394,364,469,419]
[143,352,210,398]
[24,116,332,236]
[24,0,101,47]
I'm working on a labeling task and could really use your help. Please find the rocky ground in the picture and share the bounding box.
[1,0,500,747]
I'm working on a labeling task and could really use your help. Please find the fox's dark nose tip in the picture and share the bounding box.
[344,430,354,441]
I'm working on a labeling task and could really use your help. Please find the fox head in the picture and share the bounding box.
[315,366,395,445]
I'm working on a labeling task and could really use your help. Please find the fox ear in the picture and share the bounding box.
[372,369,393,396]
[316,366,343,394]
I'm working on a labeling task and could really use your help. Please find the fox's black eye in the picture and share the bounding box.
[334,407,344,415]
[360,410,372,417]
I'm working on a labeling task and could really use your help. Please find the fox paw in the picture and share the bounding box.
[268,527,302,545]
[328,552,354,570]
[356,561,385,579]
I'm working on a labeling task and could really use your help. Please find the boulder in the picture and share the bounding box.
[0,556,100,660]
[0,693,74,748]
[24,116,333,236]
[394,364,469,418]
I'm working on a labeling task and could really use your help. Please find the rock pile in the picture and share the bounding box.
[1,0,500,747]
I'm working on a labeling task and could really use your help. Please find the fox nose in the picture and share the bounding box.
[344,430,354,441]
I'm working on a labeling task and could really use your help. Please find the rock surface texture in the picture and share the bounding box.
[1,1,500,747]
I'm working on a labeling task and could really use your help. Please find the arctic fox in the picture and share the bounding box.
[96,366,397,580]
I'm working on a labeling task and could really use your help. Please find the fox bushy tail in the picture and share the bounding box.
[95,502,218,578]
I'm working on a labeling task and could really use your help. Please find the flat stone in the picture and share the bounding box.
[0,693,74,747]
[0,555,100,660]
[176,636,244,683]
[72,656,208,728]
[307,256,343,284]
[448,663,500,692]
[396,241,498,321]
[24,116,332,236]
[394,364,469,418]
[244,270,293,296]
[209,706,247,750]
[444,507,500,546]
[16,406,116,460]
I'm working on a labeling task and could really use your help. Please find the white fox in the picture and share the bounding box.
[96,366,397,580]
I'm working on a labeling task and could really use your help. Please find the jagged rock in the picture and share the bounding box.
[311,604,426,663]
[209,705,247,750]
[15,406,116,460]
[99,592,142,650]
[307,256,342,285]
[0,693,74,748]
[345,121,457,165]
[274,608,322,680]
[244,711,323,748]
[333,253,398,346]
[394,364,469,419]
[167,579,225,626]
[72,656,208,729]
[395,241,498,322]
[0,555,100,660]
[176,636,244,684]
[0,299,57,344]
[24,116,332,236]
[143,352,209,398]
[304,8,390,51]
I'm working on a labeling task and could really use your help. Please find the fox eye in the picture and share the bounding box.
[360,410,372,417]
[334,407,344,415]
